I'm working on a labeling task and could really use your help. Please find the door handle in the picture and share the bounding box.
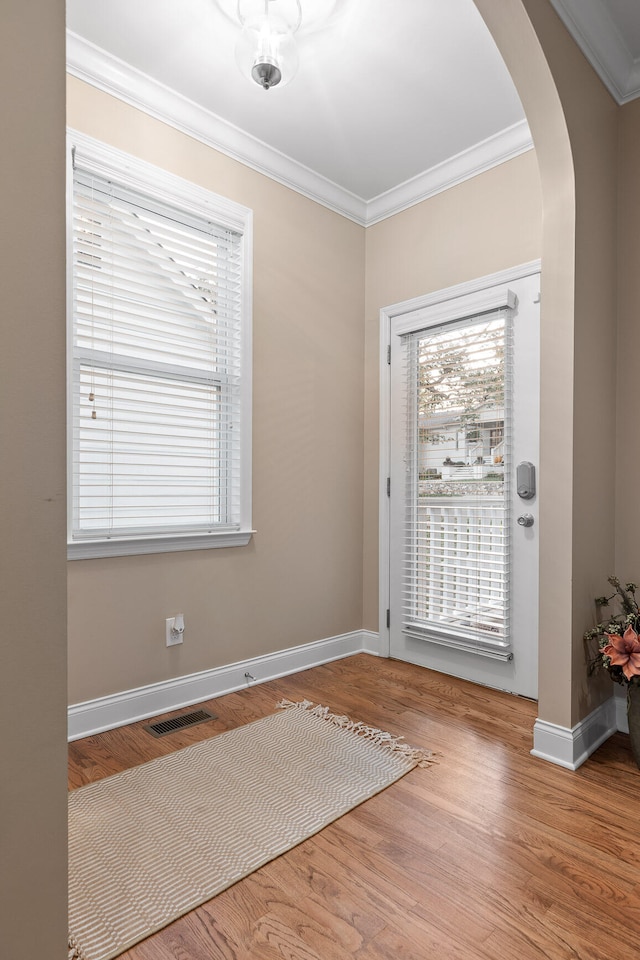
[517,514,534,527]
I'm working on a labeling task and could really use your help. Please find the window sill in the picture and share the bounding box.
[67,530,255,560]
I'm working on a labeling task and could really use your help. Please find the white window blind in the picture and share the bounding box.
[69,137,252,556]
[401,308,513,658]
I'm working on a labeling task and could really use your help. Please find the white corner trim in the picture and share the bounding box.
[361,629,386,657]
[66,31,533,227]
[549,0,640,105]
[615,692,629,734]
[365,120,533,226]
[531,697,617,770]
[68,629,382,741]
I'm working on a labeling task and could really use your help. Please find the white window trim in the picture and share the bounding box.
[66,130,254,560]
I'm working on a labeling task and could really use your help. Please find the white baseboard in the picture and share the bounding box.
[68,629,383,741]
[361,629,385,657]
[531,697,618,770]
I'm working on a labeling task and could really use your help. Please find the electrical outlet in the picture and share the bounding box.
[166,615,184,647]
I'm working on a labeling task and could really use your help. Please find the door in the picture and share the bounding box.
[387,269,539,698]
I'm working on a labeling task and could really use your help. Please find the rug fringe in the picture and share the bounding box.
[69,935,85,960]
[276,699,437,768]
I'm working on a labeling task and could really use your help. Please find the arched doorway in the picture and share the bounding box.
[473,0,618,763]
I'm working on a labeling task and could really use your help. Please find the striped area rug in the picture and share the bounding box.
[68,699,434,960]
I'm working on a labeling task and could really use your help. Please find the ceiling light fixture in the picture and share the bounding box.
[235,0,302,91]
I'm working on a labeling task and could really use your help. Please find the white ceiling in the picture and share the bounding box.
[66,0,640,225]
[607,0,640,50]
[549,0,640,103]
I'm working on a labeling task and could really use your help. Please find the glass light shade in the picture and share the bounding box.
[235,12,299,89]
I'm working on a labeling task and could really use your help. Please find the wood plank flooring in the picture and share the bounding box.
[68,654,640,960]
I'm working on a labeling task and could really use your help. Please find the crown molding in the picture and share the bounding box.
[66,31,533,227]
[365,120,533,226]
[549,0,640,105]
[66,32,367,225]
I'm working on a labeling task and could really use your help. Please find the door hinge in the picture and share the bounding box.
[387,344,391,365]
[386,476,390,497]
[386,608,390,629]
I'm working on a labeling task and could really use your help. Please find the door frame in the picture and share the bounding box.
[378,260,542,662]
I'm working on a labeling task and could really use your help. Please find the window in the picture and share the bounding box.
[68,132,253,559]
[489,423,504,451]
[401,307,512,652]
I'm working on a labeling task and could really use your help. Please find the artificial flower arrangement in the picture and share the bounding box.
[584,576,640,685]
[584,576,640,767]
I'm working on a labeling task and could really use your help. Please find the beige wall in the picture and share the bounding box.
[362,150,543,629]
[0,1,68,955]
[615,99,640,580]
[67,78,366,703]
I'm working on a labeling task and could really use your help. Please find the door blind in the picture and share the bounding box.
[71,166,244,540]
[401,308,513,657]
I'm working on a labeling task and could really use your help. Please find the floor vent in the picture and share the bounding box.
[144,708,217,738]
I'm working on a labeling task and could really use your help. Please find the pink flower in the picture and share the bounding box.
[601,627,640,680]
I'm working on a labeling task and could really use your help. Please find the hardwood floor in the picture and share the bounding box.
[68,654,640,960]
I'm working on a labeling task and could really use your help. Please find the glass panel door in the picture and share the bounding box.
[388,272,539,698]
